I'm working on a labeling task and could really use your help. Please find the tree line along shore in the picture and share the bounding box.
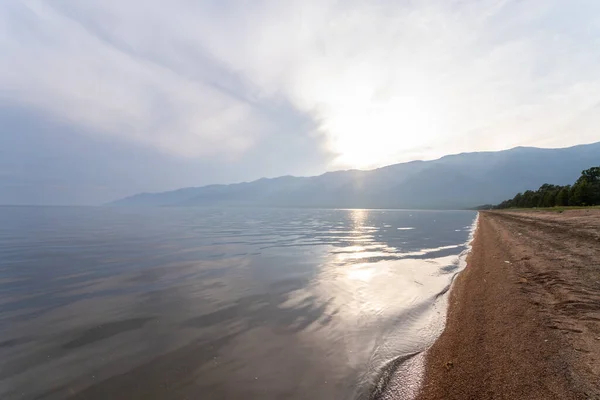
[478,166,600,210]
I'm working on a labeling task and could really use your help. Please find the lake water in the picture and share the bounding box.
[0,207,476,400]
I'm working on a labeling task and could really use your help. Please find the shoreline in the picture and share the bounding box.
[416,210,600,399]
[373,214,479,400]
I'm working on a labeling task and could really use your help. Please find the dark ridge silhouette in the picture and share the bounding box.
[110,142,600,209]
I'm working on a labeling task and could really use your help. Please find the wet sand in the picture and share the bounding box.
[417,210,600,400]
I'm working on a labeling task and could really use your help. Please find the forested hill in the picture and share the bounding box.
[495,167,600,209]
[111,142,600,210]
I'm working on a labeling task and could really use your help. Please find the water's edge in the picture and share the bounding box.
[367,212,480,400]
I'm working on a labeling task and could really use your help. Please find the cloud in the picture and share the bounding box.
[0,0,321,162]
[2,0,600,173]
[0,104,328,205]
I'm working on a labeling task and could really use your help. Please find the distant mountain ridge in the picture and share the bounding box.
[110,142,600,209]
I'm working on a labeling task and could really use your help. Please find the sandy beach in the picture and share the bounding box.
[417,210,600,400]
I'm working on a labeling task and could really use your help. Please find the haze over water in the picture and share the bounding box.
[0,207,476,400]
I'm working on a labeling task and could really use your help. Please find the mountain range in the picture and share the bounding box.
[110,142,600,209]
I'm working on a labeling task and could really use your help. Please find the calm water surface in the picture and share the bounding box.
[0,207,476,400]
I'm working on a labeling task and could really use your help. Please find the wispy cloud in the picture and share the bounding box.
[2,0,600,170]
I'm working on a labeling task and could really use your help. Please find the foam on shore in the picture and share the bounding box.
[366,212,480,400]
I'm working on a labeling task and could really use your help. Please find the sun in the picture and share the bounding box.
[323,96,441,169]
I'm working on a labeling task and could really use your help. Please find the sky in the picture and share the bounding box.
[1,0,600,205]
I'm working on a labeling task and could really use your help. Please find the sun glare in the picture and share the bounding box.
[324,96,442,169]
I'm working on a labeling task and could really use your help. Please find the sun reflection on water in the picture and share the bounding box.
[300,208,474,398]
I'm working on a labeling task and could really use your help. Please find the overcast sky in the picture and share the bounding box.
[2,0,600,205]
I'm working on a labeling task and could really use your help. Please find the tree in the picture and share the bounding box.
[494,165,600,208]
[522,190,535,207]
[571,180,591,206]
[580,167,600,205]
[513,192,523,207]
[579,167,600,183]
[556,187,570,206]
[541,190,556,207]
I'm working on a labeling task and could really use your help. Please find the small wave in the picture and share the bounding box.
[365,213,480,400]
[399,244,463,258]
[397,227,415,230]
[365,352,421,400]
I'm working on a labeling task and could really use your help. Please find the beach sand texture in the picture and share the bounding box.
[418,210,600,400]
